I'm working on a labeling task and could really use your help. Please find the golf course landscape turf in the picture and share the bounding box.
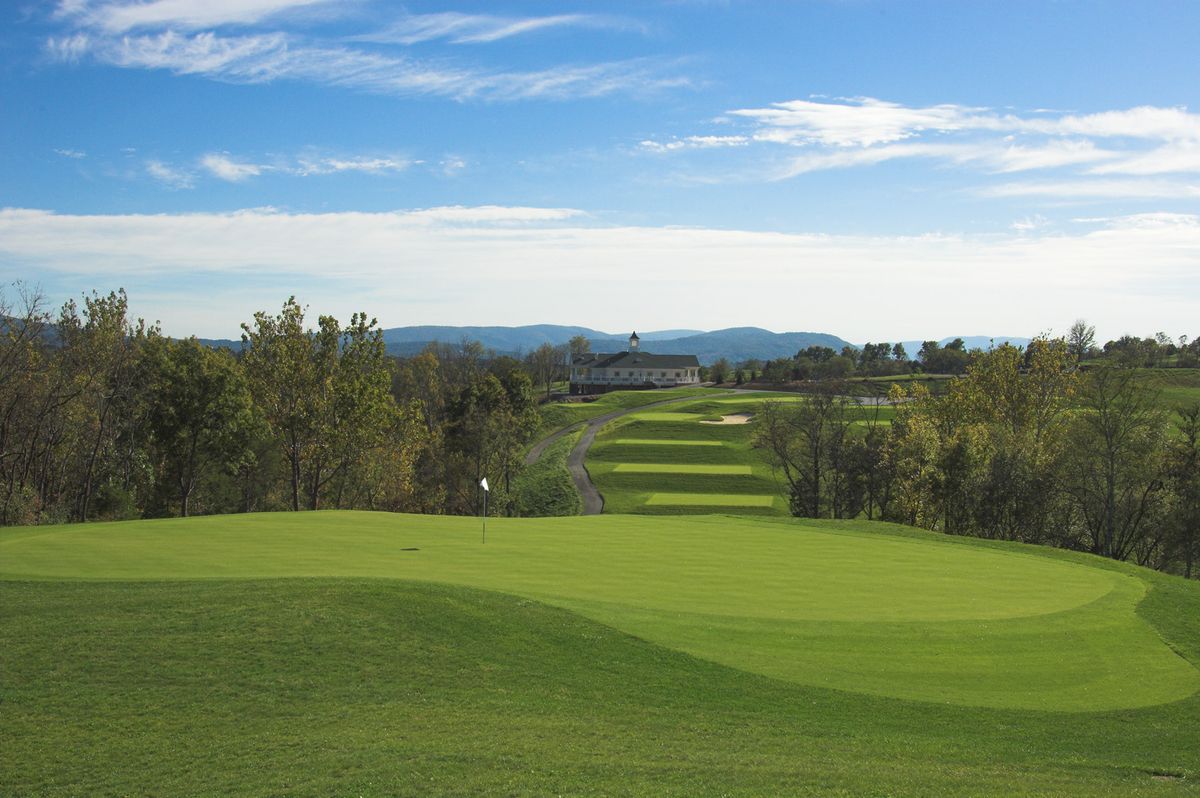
[3,511,1200,795]
[586,393,895,516]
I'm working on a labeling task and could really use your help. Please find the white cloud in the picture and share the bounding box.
[49,29,683,101]
[439,156,468,176]
[56,0,337,33]
[54,148,87,159]
[3,207,1197,341]
[200,153,264,182]
[294,156,413,176]
[640,135,749,153]
[650,97,1200,199]
[146,159,194,188]
[1087,141,1200,175]
[982,179,1200,199]
[402,205,585,224]
[731,97,988,148]
[729,98,1200,150]
[358,12,629,46]
[45,33,90,62]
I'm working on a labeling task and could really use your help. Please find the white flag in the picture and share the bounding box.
[480,477,489,492]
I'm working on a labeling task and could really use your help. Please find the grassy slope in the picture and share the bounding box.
[3,514,1200,796]
[3,578,1198,797]
[1136,367,1200,415]
[512,429,583,516]
[588,395,895,516]
[535,387,718,436]
[2,512,1193,712]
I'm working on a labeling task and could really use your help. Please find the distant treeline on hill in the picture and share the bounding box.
[197,324,858,365]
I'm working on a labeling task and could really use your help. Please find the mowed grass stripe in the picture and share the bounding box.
[645,492,775,506]
[612,438,723,446]
[614,464,753,475]
[628,412,708,422]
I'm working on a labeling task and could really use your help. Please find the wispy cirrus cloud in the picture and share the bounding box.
[146,159,195,188]
[46,28,684,101]
[357,12,635,46]
[639,135,749,153]
[54,148,87,159]
[45,3,682,102]
[142,149,416,186]
[644,96,1200,199]
[55,0,340,33]
[981,179,1200,199]
[200,152,263,182]
[293,156,414,176]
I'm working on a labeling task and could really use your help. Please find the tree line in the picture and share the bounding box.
[711,320,1200,385]
[753,339,1200,578]
[0,288,553,526]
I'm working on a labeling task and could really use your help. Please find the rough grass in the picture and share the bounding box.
[512,429,582,516]
[3,512,1200,796]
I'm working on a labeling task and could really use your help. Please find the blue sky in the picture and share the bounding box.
[2,0,1198,342]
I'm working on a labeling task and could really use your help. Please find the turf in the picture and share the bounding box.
[2,578,1196,797]
[644,492,775,506]
[611,438,723,446]
[4,512,1200,796]
[2,512,1195,712]
[613,464,753,475]
[535,387,718,435]
[588,395,793,515]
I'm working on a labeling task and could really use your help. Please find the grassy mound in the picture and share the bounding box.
[4,577,1198,796]
[3,512,1195,712]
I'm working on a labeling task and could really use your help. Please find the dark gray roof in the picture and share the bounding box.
[572,351,699,369]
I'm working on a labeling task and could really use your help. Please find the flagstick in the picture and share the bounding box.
[481,487,487,544]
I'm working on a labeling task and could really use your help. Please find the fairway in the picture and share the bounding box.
[613,464,753,475]
[2,511,1196,712]
[611,438,723,446]
[645,492,774,506]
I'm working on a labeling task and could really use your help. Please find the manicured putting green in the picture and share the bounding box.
[612,438,723,446]
[614,464,752,475]
[645,492,774,506]
[4,511,1194,711]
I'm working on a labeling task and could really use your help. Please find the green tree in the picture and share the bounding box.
[568,334,591,358]
[241,297,319,511]
[754,386,855,518]
[1067,319,1096,362]
[140,338,260,516]
[1164,404,1200,577]
[1061,368,1168,561]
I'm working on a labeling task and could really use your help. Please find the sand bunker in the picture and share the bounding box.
[701,413,754,425]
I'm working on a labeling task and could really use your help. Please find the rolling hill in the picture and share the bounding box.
[2,511,1198,796]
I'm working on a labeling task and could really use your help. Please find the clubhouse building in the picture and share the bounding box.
[569,332,701,395]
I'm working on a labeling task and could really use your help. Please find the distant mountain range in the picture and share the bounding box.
[381,325,854,365]
[194,325,1031,366]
